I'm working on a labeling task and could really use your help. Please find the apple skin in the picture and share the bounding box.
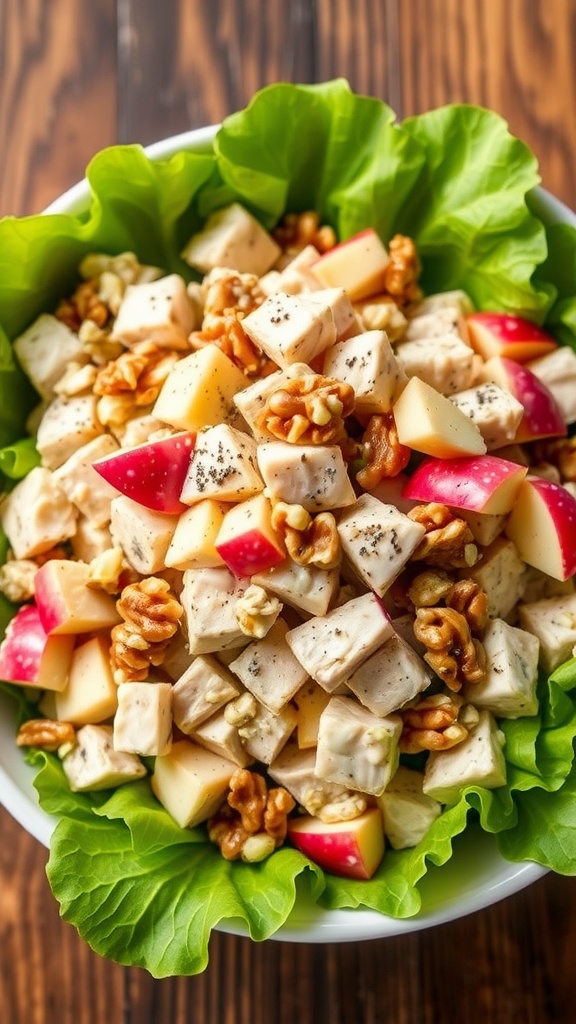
[93,431,196,514]
[403,454,528,515]
[215,528,285,577]
[34,559,122,635]
[467,312,558,363]
[287,807,385,880]
[504,476,576,581]
[479,357,566,443]
[0,604,74,690]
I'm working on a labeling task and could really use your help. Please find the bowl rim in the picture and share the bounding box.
[2,122,572,943]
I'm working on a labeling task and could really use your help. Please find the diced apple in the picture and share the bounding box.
[151,739,237,828]
[214,493,285,577]
[527,346,576,425]
[165,499,228,570]
[34,559,121,635]
[110,496,178,574]
[310,229,389,301]
[287,806,385,879]
[55,635,118,725]
[92,432,196,514]
[153,345,248,432]
[181,202,281,277]
[0,604,74,691]
[403,454,528,515]
[466,312,558,363]
[393,376,486,458]
[478,356,567,443]
[504,476,576,581]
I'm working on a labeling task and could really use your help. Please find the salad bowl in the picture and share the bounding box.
[0,81,575,974]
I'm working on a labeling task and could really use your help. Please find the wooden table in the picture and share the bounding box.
[1,2,576,1021]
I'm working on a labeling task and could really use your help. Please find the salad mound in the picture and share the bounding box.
[1,80,576,978]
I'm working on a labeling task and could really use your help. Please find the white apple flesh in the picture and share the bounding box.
[504,476,576,580]
[310,229,389,301]
[0,604,74,690]
[93,431,196,514]
[467,312,558,362]
[287,806,385,879]
[478,356,566,443]
[403,454,528,515]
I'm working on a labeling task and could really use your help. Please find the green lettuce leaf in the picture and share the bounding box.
[2,79,576,976]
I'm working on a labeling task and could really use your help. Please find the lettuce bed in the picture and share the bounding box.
[1,80,576,977]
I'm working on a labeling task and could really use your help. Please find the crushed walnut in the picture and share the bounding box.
[0,558,37,602]
[258,373,355,445]
[207,768,295,862]
[271,502,341,569]
[56,278,110,333]
[356,412,411,490]
[16,718,76,752]
[110,577,183,684]
[535,437,576,482]
[94,339,183,405]
[408,503,479,569]
[190,313,275,377]
[413,605,487,691]
[272,210,337,256]
[398,692,480,753]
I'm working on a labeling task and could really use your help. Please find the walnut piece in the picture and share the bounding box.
[234,583,282,638]
[382,234,422,306]
[271,502,341,570]
[190,313,275,378]
[110,577,183,683]
[273,210,337,256]
[16,718,76,752]
[535,438,576,482]
[208,768,296,862]
[258,373,355,445]
[398,692,479,753]
[94,340,182,405]
[56,278,110,332]
[202,267,265,318]
[356,412,411,489]
[413,605,487,691]
[408,503,479,569]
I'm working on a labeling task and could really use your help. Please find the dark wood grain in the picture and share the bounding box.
[1,0,576,1021]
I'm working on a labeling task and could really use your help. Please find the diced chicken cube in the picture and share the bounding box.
[242,291,336,368]
[180,566,250,655]
[110,274,196,347]
[346,632,431,716]
[53,434,120,525]
[181,202,281,277]
[70,517,113,562]
[251,557,340,617]
[13,313,86,401]
[268,742,367,821]
[286,592,393,691]
[62,724,146,792]
[110,495,178,574]
[193,709,252,767]
[257,441,356,512]
[404,305,470,342]
[315,695,402,796]
[113,681,173,756]
[269,244,324,294]
[465,536,527,619]
[229,619,309,713]
[172,654,240,732]
[407,290,474,319]
[36,395,104,469]
[180,424,263,505]
[450,382,524,450]
[422,710,507,804]
[518,593,576,672]
[462,618,539,717]
[322,329,407,415]
[337,494,426,597]
[376,766,442,849]
[395,334,477,395]
[0,466,77,558]
[527,346,576,424]
[236,694,297,764]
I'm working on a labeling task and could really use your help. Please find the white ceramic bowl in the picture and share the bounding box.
[2,125,575,944]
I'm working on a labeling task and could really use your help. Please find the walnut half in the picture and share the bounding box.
[207,769,295,862]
